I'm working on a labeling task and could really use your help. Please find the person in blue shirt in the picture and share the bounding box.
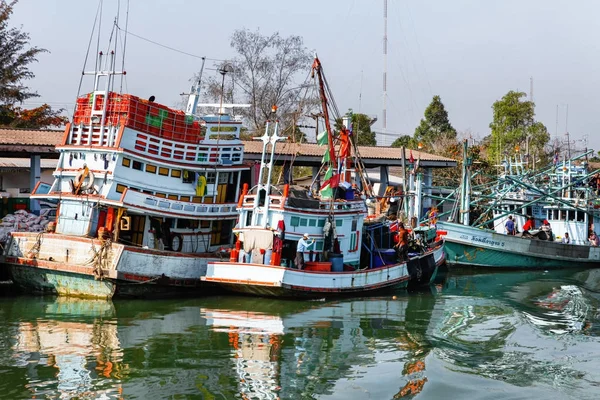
[295,233,315,269]
[505,215,516,235]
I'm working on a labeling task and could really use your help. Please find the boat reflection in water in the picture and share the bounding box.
[2,268,600,399]
[202,295,436,399]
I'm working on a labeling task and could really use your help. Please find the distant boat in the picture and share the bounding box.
[439,141,600,269]
[202,56,444,297]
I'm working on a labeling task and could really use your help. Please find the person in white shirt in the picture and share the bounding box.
[295,233,315,269]
[562,232,570,244]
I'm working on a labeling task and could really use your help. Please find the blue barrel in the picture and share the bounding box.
[329,253,344,272]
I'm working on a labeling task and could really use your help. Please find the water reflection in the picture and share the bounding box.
[0,268,600,399]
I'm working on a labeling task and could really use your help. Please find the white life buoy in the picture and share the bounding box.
[74,167,95,192]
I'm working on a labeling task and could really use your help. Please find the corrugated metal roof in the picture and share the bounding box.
[0,129,63,146]
[0,158,57,169]
[242,140,455,162]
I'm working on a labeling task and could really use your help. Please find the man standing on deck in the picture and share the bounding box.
[395,222,409,262]
[505,215,516,235]
[295,233,315,269]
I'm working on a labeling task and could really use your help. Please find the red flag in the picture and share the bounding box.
[409,151,415,164]
[320,174,340,190]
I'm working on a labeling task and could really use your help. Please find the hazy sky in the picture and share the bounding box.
[10,0,600,150]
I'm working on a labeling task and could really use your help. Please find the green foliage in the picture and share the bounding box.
[0,1,46,105]
[391,135,416,148]
[488,90,549,164]
[414,95,456,149]
[0,1,65,129]
[350,113,377,146]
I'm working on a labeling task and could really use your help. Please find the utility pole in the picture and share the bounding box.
[382,0,388,146]
[565,104,571,158]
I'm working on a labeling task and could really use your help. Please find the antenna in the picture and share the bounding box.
[382,0,388,146]
[529,76,534,102]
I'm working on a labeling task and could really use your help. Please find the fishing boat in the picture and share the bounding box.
[202,56,444,298]
[4,43,249,298]
[438,141,600,268]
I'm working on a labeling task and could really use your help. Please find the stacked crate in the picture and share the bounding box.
[71,92,203,144]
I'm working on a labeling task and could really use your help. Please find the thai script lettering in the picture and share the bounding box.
[470,235,505,247]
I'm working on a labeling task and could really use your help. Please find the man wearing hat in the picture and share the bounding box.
[295,233,315,269]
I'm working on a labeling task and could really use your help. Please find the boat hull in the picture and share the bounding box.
[407,243,444,287]
[438,221,600,269]
[203,252,438,298]
[4,232,216,299]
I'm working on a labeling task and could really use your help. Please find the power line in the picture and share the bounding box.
[115,25,228,62]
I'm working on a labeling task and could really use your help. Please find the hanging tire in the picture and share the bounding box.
[170,233,183,252]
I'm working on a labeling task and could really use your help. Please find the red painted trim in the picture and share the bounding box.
[115,123,126,148]
[5,256,97,276]
[208,261,409,275]
[61,123,71,146]
[122,201,238,219]
[284,275,410,292]
[123,245,218,259]
[57,145,121,152]
[56,167,113,175]
[122,148,250,170]
[202,276,280,286]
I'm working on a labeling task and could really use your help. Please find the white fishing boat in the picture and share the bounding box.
[4,35,249,298]
[202,56,444,298]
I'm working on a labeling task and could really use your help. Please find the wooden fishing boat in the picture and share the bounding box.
[439,141,600,269]
[202,56,443,298]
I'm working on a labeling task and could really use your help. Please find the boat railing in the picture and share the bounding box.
[122,188,238,217]
[242,194,286,209]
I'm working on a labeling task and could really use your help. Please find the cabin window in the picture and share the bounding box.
[168,194,178,200]
[317,219,326,227]
[560,210,567,220]
[155,193,166,198]
[182,170,195,184]
[145,164,157,174]
[567,210,575,221]
[577,211,585,222]
[122,158,131,168]
[350,232,358,250]
[200,220,211,228]
[192,196,202,204]
[180,196,191,202]
[299,218,308,227]
[218,172,229,184]
[116,184,127,194]
[315,241,323,251]
[290,216,299,227]
[206,172,216,184]
[171,169,182,178]
[246,211,253,226]
[308,219,316,227]
[142,190,153,194]
[336,219,343,227]
[132,160,143,171]
[352,219,358,231]
[159,167,169,176]
[177,219,199,229]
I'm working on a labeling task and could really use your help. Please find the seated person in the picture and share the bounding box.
[522,216,535,232]
[589,232,600,246]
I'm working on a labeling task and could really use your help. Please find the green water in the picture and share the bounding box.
[2,268,600,399]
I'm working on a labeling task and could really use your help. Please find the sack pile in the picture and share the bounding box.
[0,209,52,242]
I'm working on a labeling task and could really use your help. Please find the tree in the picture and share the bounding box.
[0,1,65,128]
[334,112,377,146]
[351,113,377,146]
[414,95,456,149]
[201,29,314,134]
[488,90,550,165]
[391,135,415,148]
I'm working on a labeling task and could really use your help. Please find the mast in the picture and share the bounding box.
[185,57,206,116]
[312,55,337,169]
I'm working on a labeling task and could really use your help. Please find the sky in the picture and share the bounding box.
[10,0,600,150]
